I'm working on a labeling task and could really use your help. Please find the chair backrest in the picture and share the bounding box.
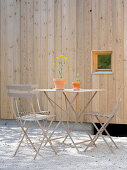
[7,84,38,90]
[110,98,122,117]
[7,84,38,98]
[7,84,39,119]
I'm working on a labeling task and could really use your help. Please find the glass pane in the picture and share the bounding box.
[98,54,111,69]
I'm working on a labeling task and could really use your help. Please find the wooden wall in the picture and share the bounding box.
[0,0,127,124]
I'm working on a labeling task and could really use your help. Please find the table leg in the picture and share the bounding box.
[62,92,97,146]
[43,91,80,152]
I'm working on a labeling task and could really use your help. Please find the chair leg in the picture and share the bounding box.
[19,120,31,147]
[36,119,57,154]
[62,121,80,152]
[14,121,38,156]
[88,115,113,153]
[30,98,57,155]
[16,119,38,153]
[84,117,112,152]
[12,99,38,156]
[44,121,61,147]
[96,116,118,149]
[14,121,31,156]
[34,118,54,160]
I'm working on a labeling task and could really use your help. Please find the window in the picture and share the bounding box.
[92,51,112,74]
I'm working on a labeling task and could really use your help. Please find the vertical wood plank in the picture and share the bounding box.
[33,0,41,111]
[7,0,15,118]
[61,0,70,121]
[69,0,76,89]
[124,0,127,123]
[68,0,76,122]
[107,0,114,111]
[13,0,20,85]
[115,0,124,123]
[91,0,100,113]
[83,0,92,121]
[0,0,1,118]
[54,0,62,121]
[12,0,21,118]
[20,0,27,84]
[1,0,8,118]
[107,0,116,123]
[7,0,14,86]
[27,0,34,84]
[98,0,108,115]
[34,0,40,85]
[20,0,29,113]
[47,0,55,118]
[116,0,124,123]
[98,0,108,123]
[1,0,15,119]
[40,0,48,111]
[76,0,84,122]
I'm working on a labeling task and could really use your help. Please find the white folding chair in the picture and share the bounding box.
[7,84,57,160]
[85,98,122,153]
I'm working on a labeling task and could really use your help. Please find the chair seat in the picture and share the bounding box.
[19,110,50,116]
[87,112,110,117]
[18,113,55,121]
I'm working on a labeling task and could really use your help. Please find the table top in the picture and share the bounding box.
[34,88,104,93]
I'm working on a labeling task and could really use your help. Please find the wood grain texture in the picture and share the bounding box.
[83,0,92,121]
[47,0,55,118]
[0,0,1,119]
[0,0,127,124]
[27,0,34,84]
[61,0,70,121]
[114,0,124,123]
[107,0,115,122]
[40,0,48,111]
[124,0,127,123]
[1,0,13,119]
[54,0,62,121]
[20,0,27,84]
[98,0,108,123]
[91,0,100,115]
[76,0,85,122]
[33,0,41,111]
[13,0,20,85]
[69,0,76,122]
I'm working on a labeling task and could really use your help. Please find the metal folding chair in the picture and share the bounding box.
[7,84,57,160]
[85,98,122,153]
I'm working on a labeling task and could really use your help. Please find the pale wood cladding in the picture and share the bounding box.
[124,0,127,123]
[0,0,1,119]
[0,0,126,124]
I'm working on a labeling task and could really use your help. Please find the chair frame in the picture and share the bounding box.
[85,98,122,153]
[7,84,57,160]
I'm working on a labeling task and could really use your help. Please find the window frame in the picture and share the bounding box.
[91,51,112,73]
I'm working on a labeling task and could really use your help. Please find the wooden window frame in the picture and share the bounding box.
[92,51,112,73]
